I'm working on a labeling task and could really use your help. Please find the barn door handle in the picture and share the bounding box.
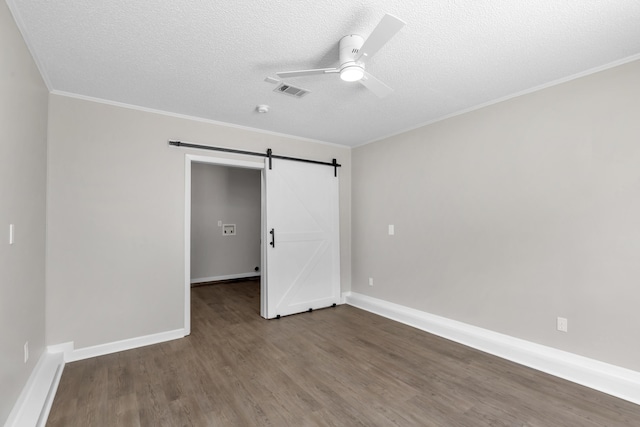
[270,228,275,248]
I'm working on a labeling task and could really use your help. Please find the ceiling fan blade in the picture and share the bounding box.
[276,68,339,78]
[359,71,393,98]
[356,14,406,62]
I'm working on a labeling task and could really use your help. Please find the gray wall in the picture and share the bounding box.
[352,59,640,372]
[46,93,351,348]
[0,2,49,424]
[191,163,261,281]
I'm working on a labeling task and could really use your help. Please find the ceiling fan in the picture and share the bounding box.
[276,13,406,98]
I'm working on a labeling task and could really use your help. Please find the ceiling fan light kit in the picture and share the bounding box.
[340,65,365,82]
[276,13,406,98]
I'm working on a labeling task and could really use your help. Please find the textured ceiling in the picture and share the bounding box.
[8,0,640,146]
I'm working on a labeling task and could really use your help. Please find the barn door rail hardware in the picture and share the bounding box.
[168,140,341,176]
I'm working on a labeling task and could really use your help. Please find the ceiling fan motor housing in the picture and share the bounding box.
[339,34,365,72]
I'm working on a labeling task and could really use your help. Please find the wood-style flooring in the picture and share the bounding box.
[47,279,640,426]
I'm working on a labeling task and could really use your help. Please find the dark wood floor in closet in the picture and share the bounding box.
[46,279,640,426]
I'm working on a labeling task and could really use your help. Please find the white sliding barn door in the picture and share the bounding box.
[264,158,340,319]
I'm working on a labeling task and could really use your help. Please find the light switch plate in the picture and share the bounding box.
[388,224,394,235]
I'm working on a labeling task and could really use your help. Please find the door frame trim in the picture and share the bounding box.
[183,154,265,335]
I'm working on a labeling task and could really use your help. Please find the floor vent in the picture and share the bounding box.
[274,83,310,98]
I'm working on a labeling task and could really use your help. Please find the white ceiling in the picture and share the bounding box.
[8,0,640,147]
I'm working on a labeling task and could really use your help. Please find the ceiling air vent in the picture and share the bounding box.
[274,83,310,98]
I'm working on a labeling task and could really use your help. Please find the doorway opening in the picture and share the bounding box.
[190,162,261,284]
[183,154,265,335]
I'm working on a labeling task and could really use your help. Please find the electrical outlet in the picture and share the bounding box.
[24,341,29,363]
[368,277,374,287]
[557,317,568,332]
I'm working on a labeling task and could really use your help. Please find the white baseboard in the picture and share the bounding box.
[63,328,186,363]
[345,291,640,406]
[191,272,260,284]
[340,291,350,305]
[5,328,186,427]
[4,349,65,427]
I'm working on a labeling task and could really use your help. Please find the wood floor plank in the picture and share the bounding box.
[46,279,640,426]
